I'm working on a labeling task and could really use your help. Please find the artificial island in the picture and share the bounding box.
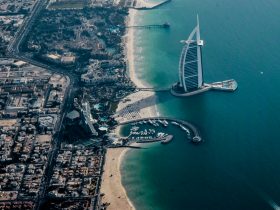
[171,16,238,97]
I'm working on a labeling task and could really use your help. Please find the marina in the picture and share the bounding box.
[116,117,201,145]
[122,134,175,144]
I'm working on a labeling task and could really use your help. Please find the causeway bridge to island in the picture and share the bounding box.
[118,116,201,139]
[136,87,170,92]
[119,86,170,92]
[134,79,238,94]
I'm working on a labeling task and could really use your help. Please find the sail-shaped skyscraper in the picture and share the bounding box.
[178,16,204,92]
[171,16,237,96]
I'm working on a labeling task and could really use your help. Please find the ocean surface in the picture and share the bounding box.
[121,0,280,209]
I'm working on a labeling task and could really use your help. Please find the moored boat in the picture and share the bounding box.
[161,135,173,144]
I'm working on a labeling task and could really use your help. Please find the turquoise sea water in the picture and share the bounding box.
[121,0,280,209]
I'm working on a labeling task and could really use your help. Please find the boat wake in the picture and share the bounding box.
[265,198,280,210]
[259,191,280,210]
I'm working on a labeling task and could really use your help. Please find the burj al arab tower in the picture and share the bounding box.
[171,16,237,97]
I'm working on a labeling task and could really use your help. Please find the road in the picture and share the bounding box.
[7,0,48,54]
[36,77,76,210]
[5,0,80,209]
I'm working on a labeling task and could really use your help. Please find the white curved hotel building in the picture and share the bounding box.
[178,16,204,92]
[171,16,237,96]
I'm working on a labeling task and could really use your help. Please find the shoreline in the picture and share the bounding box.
[114,10,159,123]
[100,8,160,210]
[126,9,149,89]
[100,147,135,210]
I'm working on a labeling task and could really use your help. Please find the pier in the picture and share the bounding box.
[208,79,238,91]
[136,87,170,92]
[171,79,238,97]
[124,135,174,144]
[136,138,162,143]
[126,23,170,29]
[119,145,143,149]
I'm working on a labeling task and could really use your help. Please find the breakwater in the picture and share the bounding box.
[132,0,171,10]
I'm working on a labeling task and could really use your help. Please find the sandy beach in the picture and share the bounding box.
[126,9,144,88]
[100,9,159,210]
[115,9,159,123]
[100,148,135,210]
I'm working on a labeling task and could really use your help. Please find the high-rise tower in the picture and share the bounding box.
[178,15,204,92]
[171,16,237,97]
